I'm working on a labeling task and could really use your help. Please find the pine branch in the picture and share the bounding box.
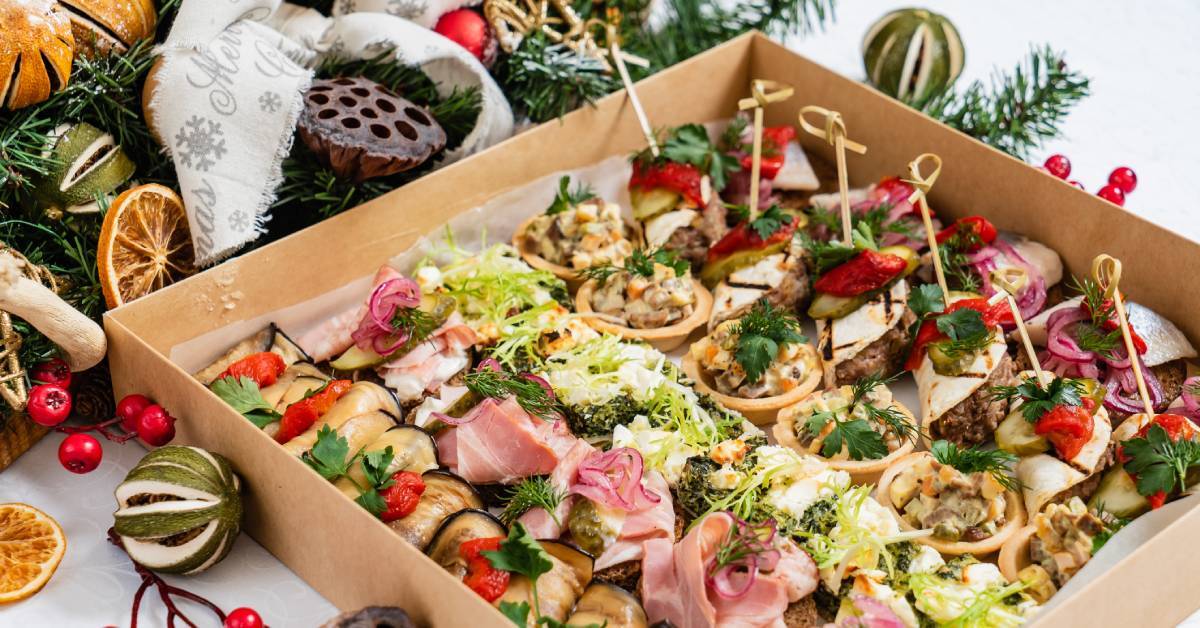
[495,32,620,123]
[920,45,1090,159]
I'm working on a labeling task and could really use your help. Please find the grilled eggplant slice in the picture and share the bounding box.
[280,382,399,455]
[567,582,648,628]
[496,541,594,623]
[319,606,415,628]
[425,509,507,579]
[271,328,311,366]
[389,471,483,548]
[336,426,439,500]
[195,324,310,385]
[259,362,329,411]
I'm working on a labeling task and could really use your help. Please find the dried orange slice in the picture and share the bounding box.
[98,183,197,308]
[0,503,66,603]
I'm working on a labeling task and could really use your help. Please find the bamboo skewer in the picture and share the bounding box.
[905,153,950,306]
[1093,254,1155,416]
[607,25,658,157]
[736,80,794,220]
[989,267,1046,384]
[797,106,867,245]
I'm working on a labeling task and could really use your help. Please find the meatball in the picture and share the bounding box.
[930,353,1019,446]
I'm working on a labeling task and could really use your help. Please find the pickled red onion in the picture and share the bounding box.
[352,278,422,355]
[705,517,782,600]
[569,447,660,512]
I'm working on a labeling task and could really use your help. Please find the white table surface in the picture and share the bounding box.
[4,1,1200,626]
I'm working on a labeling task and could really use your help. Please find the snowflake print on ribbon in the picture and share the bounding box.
[386,0,428,18]
[228,209,252,232]
[174,116,228,172]
[258,91,283,113]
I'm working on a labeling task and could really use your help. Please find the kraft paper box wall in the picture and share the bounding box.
[104,32,1200,627]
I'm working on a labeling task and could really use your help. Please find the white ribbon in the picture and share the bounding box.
[152,0,514,264]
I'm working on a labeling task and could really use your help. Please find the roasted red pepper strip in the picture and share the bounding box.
[737,126,796,180]
[706,215,801,262]
[904,298,1015,370]
[935,216,998,250]
[629,160,706,207]
[273,379,353,444]
[1035,404,1094,461]
[813,250,908,297]
[219,352,286,387]
[379,471,426,522]
[460,537,510,602]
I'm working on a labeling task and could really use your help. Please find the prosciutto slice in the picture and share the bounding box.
[437,397,565,484]
[594,470,675,570]
[297,266,403,362]
[640,512,818,628]
[518,439,596,539]
[378,311,476,402]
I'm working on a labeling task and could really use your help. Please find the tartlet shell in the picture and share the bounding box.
[774,396,918,485]
[512,215,643,290]
[574,278,713,352]
[681,349,822,425]
[875,450,1026,556]
[997,524,1038,583]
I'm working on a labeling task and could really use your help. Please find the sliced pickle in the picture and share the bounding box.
[630,187,681,221]
[807,291,867,320]
[927,342,975,377]
[698,240,789,288]
[1087,466,1150,518]
[1078,378,1106,411]
[879,245,919,276]
[995,409,1050,456]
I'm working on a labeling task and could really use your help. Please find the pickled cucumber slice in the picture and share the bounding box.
[879,245,919,276]
[927,342,976,377]
[1088,466,1150,518]
[699,240,789,288]
[995,409,1049,456]
[807,291,867,320]
[630,187,681,221]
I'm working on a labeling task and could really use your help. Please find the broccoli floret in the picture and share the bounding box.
[564,396,642,439]
[794,494,839,537]
[675,456,730,520]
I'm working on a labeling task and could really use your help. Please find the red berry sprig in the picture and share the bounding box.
[1040,154,1138,207]
[58,434,102,474]
[225,607,266,628]
[39,387,178,473]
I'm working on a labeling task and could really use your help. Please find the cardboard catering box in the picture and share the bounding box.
[105,32,1200,627]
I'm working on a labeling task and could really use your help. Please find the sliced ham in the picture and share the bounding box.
[378,312,476,402]
[519,439,596,539]
[640,512,818,628]
[436,397,561,484]
[298,266,403,362]
[595,470,675,570]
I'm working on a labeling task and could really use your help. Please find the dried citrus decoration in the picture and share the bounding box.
[59,0,156,55]
[0,0,75,110]
[0,503,67,603]
[98,183,197,308]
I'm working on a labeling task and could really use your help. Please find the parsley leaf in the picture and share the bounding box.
[1122,423,1200,499]
[500,476,566,527]
[821,417,889,461]
[991,376,1085,423]
[355,489,388,517]
[803,374,919,460]
[498,601,532,627]
[210,376,281,429]
[732,204,791,240]
[465,368,563,420]
[360,446,396,489]
[544,175,595,215]
[732,300,806,384]
[931,440,1020,491]
[937,308,987,341]
[661,123,740,190]
[484,523,556,627]
[908,284,947,318]
[800,234,858,275]
[301,425,353,480]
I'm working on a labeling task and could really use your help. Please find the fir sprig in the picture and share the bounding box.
[494,32,620,123]
[920,45,1090,159]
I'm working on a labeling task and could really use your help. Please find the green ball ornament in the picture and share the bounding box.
[862,8,965,107]
[34,122,135,214]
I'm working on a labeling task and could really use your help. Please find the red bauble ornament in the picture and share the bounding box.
[1043,154,1071,179]
[136,405,177,446]
[1108,166,1138,194]
[225,607,264,628]
[117,393,154,433]
[28,384,72,427]
[1097,184,1126,206]
[59,433,102,474]
[30,358,72,389]
[433,9,498,67]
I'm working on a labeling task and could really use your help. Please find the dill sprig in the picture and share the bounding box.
[544,175,596,215]
[500,477,566,526]
[464,368,563,420]
[930,440,1020,492]
[852,373,923,446]
[579,247,689,285]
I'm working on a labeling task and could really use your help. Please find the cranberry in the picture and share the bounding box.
[224,607,264,628]
[1108,166,1138,194]
[117,394,154,433]
[27,384,72,427]
[59,433,102,474]
[1097,184,1126,206]
[30,358,71,389]
[1043,154,1071,179]
[136,405,177,446]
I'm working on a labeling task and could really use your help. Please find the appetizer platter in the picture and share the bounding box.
[104,35,1200,628]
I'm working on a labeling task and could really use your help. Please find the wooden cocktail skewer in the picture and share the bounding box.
[736,80,794,220]
[904,153,950,307]
[797,106,867,245]
[1093,254,1155,416]
[606,24,658,157]
[989,267,1047,384]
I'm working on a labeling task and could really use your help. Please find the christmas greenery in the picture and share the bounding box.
[919,45,1090,159]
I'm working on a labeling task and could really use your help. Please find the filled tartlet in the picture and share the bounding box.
[514,176,637,284]
[774,376,921,483]
[682,300,821,423]
[574,248,712,351]
[876,443,1026,555]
